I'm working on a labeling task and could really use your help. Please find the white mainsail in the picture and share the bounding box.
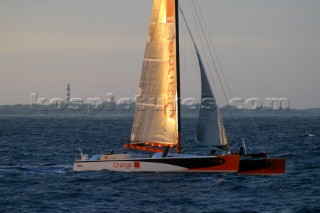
[130,0,179,148]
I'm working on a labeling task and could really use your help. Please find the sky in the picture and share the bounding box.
[0,0,319,109]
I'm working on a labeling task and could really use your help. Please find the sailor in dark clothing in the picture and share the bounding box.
[210,150,216,156]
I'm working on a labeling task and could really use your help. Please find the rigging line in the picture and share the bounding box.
[245,109,263,142]
[180,5,227,150]
[193,1,262,144]
[179,2,209,108]
[192,0,235,119]
[178,3,200,152]
[181,5,206,109]
[193,0,232,101]
[178,6,198,66]
[179,3,213,109]
[178,17,193,152]
[193,0,262,144]
[186,0,221,98]
[179,0,187,104]
[191,0,242,144]
[191,0,228,110]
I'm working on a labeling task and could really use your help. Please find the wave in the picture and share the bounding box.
[0,164,73,175]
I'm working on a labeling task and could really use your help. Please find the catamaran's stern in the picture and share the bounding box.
[238,158,286,175]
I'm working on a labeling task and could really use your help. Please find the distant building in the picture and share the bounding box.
[67,83,70,102]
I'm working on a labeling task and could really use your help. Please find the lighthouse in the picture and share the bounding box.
[67,83,70,102]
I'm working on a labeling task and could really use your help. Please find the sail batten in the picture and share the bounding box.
[130,0,179,148]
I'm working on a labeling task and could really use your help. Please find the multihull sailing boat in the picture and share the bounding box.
[73,0,285,174]
[74,0,239,173]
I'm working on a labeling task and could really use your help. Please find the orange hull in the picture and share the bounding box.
[238,158,286,175]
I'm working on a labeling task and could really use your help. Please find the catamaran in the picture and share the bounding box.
[73,0,285,175]
[74,0,239,173]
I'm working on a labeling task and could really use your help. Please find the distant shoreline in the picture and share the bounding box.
[0,104,319,116]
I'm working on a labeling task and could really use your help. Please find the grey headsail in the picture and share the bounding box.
[195,47,229,152]
[180,8,229,152]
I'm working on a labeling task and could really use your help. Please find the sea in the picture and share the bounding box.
[0,113,319,212]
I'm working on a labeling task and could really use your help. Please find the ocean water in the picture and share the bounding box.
[0,114,320,212]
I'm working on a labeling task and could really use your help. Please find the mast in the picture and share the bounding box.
[175,0,182,153]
